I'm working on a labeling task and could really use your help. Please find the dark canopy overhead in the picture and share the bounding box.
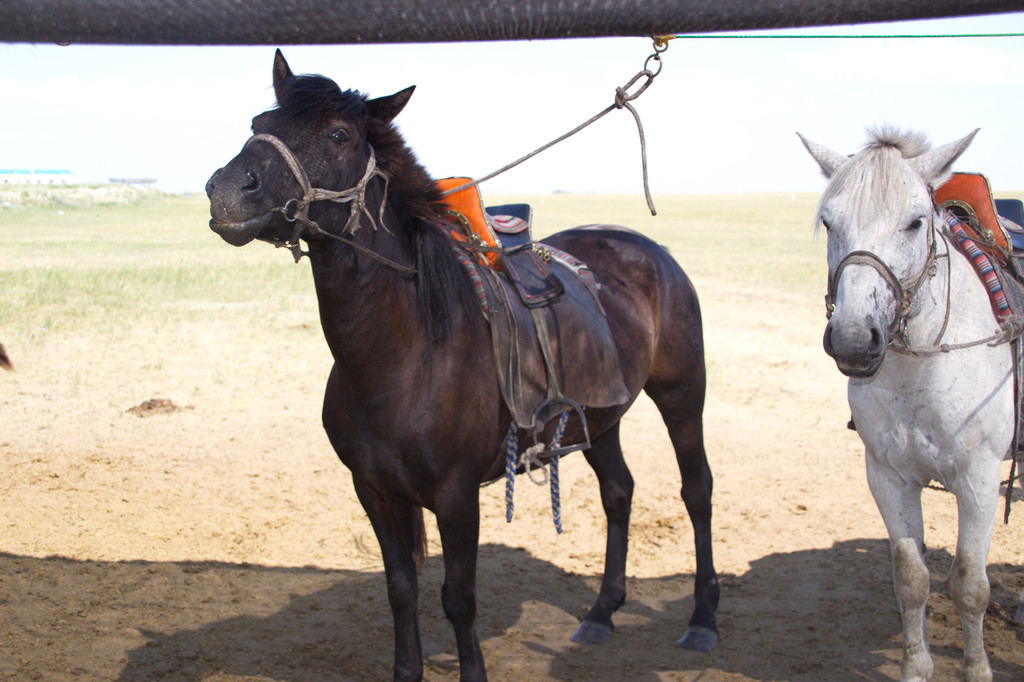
[1,0,1020,45]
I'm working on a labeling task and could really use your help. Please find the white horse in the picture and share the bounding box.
[799,126,1018,682]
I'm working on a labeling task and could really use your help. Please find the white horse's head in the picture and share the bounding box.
[798,126,977,377]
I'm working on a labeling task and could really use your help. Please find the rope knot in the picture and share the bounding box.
[523,443,550,485]
[614,85,628,109]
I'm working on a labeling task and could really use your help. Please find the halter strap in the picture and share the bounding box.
[243,134,416,276]
[825,214,938,342]
[826,208,1024,356]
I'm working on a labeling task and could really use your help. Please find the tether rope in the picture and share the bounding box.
[439,36,671,215]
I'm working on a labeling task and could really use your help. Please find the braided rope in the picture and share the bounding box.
[550,455,562,534]
[549,410,568,534]
[502,410,570,532]
[504,425,517,523]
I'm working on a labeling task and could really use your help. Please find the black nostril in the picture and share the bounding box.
[241,170,261,193]
[205,168,221,197]
[868,326,884,355]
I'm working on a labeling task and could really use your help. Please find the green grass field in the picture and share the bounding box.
[0,186,829,341]
[1,189,313,348]
[0,186,836,428]
[4,183,1021,421]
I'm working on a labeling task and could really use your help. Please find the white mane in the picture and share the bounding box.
[817,126,934,230]
[863,124,932,159]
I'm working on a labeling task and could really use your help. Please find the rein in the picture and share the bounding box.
[244,133,417,276]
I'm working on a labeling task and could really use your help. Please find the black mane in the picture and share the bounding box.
[275,74,448,224]
[274,74,364,126]
[279,74,477,343]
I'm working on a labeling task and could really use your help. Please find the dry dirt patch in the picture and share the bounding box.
[1,192,1022,680]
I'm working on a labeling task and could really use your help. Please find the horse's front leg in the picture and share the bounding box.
[571,423,633,644]
[949,459,1001,682]
[353,480,425,682]
[435,488,486,681]
[866,455,933,682]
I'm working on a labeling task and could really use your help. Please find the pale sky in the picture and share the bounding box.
[2,11,1024,196]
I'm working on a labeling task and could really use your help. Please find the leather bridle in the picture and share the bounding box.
[244,133,417,276]
[824,211,942,349]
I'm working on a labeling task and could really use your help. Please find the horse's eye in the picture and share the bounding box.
[331,130,349,145]
[820,218,831,232]
[905,217,925,232]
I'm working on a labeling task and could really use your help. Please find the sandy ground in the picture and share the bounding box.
[2,229,1023,681]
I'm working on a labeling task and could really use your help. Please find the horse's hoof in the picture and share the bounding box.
[570,619,614,644]
[677,626,718,652]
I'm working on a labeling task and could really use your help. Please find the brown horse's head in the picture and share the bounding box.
[206,50,473,344]
[206,49,440,248]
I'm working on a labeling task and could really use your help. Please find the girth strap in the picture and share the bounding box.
[529,306,592,457]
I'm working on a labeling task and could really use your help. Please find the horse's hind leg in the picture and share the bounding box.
[571,422,634,644]
[646,380,719,651]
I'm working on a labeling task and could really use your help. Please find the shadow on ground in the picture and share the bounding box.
[0,540,1021,681]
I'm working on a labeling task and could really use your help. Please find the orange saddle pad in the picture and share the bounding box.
[434,177,501,269]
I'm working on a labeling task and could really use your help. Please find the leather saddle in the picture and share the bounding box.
[436,178,630,455]
[935,172,1022,264]
[936,172,1024,314]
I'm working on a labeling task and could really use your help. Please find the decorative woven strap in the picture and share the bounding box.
[945,211,1011,321]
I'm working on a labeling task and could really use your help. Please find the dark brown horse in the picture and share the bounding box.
[206,50,718,681]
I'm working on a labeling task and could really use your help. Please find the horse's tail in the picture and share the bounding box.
[0,343,12,371]
[414,506,428,571]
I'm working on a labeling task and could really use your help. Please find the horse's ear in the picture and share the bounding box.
[797,133,849,178]
[910,128,979,187]
[273,49,293,99]
[367,86,416,127]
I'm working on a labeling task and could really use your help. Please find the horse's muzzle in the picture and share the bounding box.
[206,161,278,246]
[823,317,887,378]
[209,213,273,247]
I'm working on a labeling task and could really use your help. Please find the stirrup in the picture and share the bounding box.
[530,397,591,458]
